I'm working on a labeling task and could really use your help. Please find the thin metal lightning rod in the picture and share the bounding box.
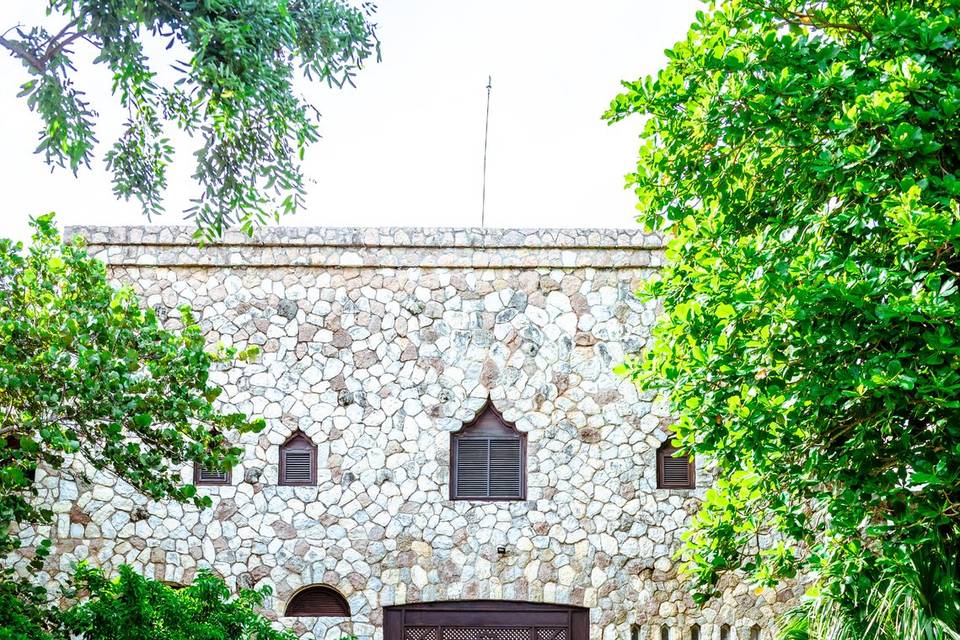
[481,75,492,227]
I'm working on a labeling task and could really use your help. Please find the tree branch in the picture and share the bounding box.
[744,0,872,40]
[0,18,87,75]
[42,18,81,52]
[0,35,44,72]
[44,30,86,63]
[155,0,190,22]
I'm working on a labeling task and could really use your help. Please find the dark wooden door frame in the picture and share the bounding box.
[384,600,589,640]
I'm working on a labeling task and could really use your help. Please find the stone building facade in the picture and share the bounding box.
[20,227,796,640]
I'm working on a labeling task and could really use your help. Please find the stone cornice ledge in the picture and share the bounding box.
[65,225,665,269]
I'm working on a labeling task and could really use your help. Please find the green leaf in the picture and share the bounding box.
[715,303,735,319]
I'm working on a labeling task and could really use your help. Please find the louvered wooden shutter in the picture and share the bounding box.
[456,439,489,497]
[658,445,695,489]
[454,438,523,499]
[662,456,691,486]
[489,439,522,497]
[282,450,314,484]
[279,433,317,486]
[198,468,228,483]
[194,461,230,485]
[285,586,351,617]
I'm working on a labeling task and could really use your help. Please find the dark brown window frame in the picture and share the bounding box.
[193,462,232,486]
[279,431,318,486]
[657,442,696,490]
[284,584,350,617]
[450,402,527,501]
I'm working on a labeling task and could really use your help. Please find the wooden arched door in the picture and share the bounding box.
[384,601,589,640]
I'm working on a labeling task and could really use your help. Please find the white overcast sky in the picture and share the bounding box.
[0,1,700,243]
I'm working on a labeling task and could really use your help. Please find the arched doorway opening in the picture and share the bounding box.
[384,601,589,640]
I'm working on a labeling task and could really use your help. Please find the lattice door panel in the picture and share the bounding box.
[443,628,530,640]
[405,628,439,640]
[537,629,568,640]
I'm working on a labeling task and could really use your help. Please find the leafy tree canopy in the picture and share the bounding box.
[606,0,960,622]
[60,564,296,640]
[4,562,297,640]
[0,1,380,237]
[0,215,264,637]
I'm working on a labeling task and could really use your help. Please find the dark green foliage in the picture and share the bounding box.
[0,1,380,237]
[775,543,960,640]
[60,565,296,640]
[0,572,56,640]
[606,0,960,635]
[0,215,265,637]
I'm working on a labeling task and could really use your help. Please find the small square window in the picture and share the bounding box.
[657,443,695,489]
[194,462,231,485]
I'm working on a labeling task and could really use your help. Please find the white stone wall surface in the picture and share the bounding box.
[16,226,797,640]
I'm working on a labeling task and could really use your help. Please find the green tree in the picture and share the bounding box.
[60,564,296,640]
[776,542,960,640]
[0,1,380,237]
[0,215,264,638]
[606,0,960,636]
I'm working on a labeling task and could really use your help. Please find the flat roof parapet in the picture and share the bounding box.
[65,225,664,269]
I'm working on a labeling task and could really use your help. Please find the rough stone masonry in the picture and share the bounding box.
[16,226,797,640]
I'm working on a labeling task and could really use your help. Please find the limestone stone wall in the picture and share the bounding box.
[18,227,796,640]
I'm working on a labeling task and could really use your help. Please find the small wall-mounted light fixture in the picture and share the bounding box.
[496,546,507,555]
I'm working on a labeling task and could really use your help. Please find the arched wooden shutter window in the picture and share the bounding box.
[451,403,526,500]
[285,585,350,617]
[690,624,701,640]
[630,625,640,640]
[657,441,695,489]
[750,625,761,640]
[279,432,317,486]
[719,625,731,640]
[660,625,670,640]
